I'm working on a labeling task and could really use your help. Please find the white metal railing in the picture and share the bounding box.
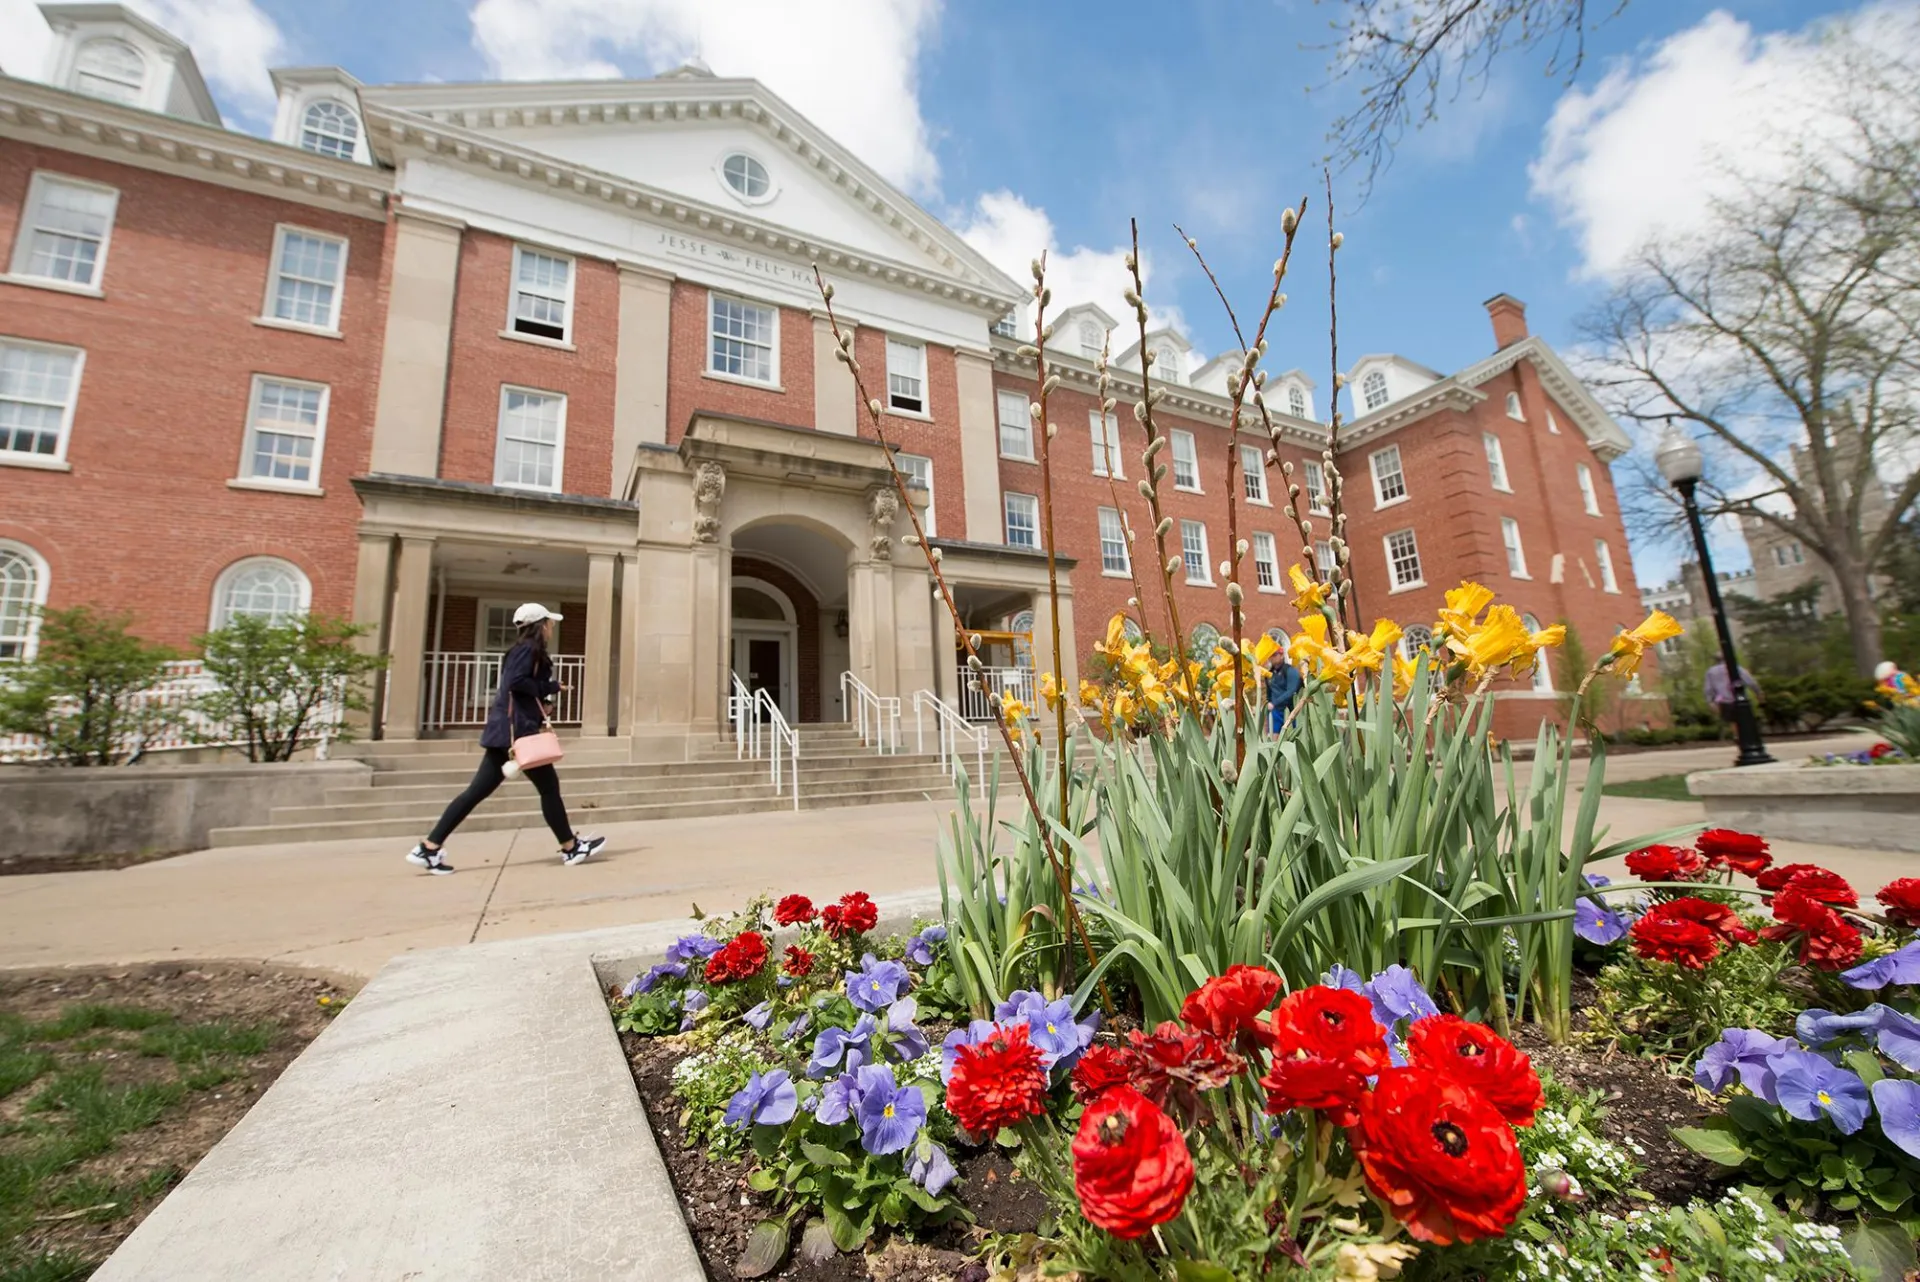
[840,670,901,754]
[956,664,1036,722]
[914,689,986,793]
[421,652,585,731]
[730,672,799,809]
[0,659,347,764]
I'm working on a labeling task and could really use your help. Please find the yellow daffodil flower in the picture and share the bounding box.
[1606,611,1683,678]
[1288,564,1330,613]
[1435,581,1495,641]
[1039,672,1061,712]
[1392,653,1418,700]
[1078,679,1104,709]
[1454,604,1533,675]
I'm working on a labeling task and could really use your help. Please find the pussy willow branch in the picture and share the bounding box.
[810,264,1102,993]
[1094,340,1159,661]
[1123,219,1203,717]
[1323,171,1360,642]
[1028,257,1073,837]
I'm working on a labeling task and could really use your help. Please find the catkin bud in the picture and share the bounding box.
[1155,517,1173,538]
[1040,288,1052,307]
[901,534,921,547]
[1028,402,1041,420]
[867,398,882,417]
[1331,232,1345,250]
[1042,375,1061,397]
[834,347,852,365]
[838,331,853,351]
[1217,560,1230,579]
[1133,401,1148,423]
[1165,556,1180,574]
[1220,756,1238,783]
[1185,236,1197,250]
[822,281,835,300]
[1046,421,1058,438]
[1127,596,1140,610]
[1282,207,1298,234]
[1235,539,1248,558]
[930,548,943,563]
[1153,464,1168,483]
[966,651,984,670]
[1017,345,1040,359]
[1281,459,1294,474]
[1030,258,1043,282]
[1226,582,1244,606]
[1138,481,1154,500]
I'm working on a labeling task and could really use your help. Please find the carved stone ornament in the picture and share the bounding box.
[867,484,899,561]
[692,461,726,543]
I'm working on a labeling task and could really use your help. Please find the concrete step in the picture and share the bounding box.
[349,752,951,791]
[328,760,958,805]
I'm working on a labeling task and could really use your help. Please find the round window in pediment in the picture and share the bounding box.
[720,152,772,202]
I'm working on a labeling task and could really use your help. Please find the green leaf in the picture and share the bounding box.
[1845,1050,1887,1087]
[1173,1264,1238,1282]
[733,1219,790,1279]
[1845,1220,1917,1282]
[746,1168,781,1193]
[822,1199,866,1254]
[800,1140,851,1169]
[1673,1125,1751,1167]
[797,1217,837,1264]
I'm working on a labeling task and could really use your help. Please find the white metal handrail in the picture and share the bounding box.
[758,687,800,810]
[956,664,1035,722]
[730,672,799,809]
[422,652,585,731]
[914,689,986,793]
[840,670,900,754]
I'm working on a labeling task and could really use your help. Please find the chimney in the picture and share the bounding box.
[1484,293,1528,348]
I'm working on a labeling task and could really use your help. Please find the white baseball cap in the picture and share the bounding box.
[513,602,563,626]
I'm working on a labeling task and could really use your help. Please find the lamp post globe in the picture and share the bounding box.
[1654,424,1703,487]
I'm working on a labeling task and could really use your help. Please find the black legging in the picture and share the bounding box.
[426,747,575,847]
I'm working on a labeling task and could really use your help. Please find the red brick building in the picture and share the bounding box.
[0,5,1657,750]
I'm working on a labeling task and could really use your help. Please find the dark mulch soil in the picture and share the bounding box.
[0,963,354,1269]
[0,848,190,876]
[623,1032,1046,1282]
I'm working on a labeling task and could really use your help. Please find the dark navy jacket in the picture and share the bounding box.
[1265,661,1304,714]
[480,641,559,750]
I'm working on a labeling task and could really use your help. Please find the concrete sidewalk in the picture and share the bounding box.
[1,732,1901,980]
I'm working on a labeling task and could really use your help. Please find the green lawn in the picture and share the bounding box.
[0,1003,278,1282]
[1601,773,1697,803]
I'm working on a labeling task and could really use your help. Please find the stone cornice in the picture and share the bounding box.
[0,75,390,219]
[1334,380,1488,449]
[353,473,637,518]
[1455,336,1634,462]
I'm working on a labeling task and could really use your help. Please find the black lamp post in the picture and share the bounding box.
[1653,421,1774,767]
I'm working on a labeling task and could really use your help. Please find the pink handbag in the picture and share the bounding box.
[511,727,565,769]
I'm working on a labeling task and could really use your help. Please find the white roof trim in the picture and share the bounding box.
[1335,378,1487,448]
[1456,336,1632,460]
[39,3,219,125]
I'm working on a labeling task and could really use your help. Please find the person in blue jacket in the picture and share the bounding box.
[406,603,604,875]
[1265,635,1304,734]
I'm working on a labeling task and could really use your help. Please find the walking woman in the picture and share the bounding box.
[406,603,604,875]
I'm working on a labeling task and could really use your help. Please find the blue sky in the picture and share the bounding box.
[0,0,1891,581]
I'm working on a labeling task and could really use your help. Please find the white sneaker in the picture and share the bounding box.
[561,835,604,866]
[406,844,455,875]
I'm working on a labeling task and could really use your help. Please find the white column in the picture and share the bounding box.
[383,537,436,740]
[583,553,616,734]
[368,212,464,478]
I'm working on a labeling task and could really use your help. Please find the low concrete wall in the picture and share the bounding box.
[0,759,373,860]
[1688,762,1920,853]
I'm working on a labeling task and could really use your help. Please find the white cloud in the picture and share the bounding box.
[467,0,941,197]
[1530,4,1920,278]
[954,190,1190,353]
[0,0,283,120]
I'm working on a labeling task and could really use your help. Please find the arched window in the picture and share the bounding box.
[1155,346,1182,385]
[1079,322,1102,359]
[73,39,146,105]
[1401,624,1434,656]
[1288,384,1307,418]
[1361,370,1389,411]
[0,541,50,661]
[1009,609,1036,670]
[211,557,310,629]
[1521,613,1553,693]
[299,100,360,160]
[1188,621,1220,661]
[1121,617,1144,644]
[1506,391,1525,421]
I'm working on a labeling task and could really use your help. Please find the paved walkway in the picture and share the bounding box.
[1,733,1904,980]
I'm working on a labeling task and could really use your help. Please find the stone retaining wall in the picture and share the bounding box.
[1687,762,1920,853]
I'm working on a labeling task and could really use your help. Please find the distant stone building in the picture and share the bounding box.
[1738,429,1895,617]
[1639,564,1757,655]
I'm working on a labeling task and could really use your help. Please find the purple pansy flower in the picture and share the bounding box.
[781,1012,811,1042]
[994,990,1097,1071]
[1323,964,1366,994]
[1694,1028,1796,1100]
[1796,1007,1881,1047]
[743,1001,772,1031]
[1365,965,1440,1031]
[665,934,723,966]
[1843,941,1920,991]
[816,1071,864,1126]
[908,1136,958,1196]
[847,955,913,1014]
[907,926,948,967]
[1585,873,1612,889]
[723,1069,798,1129]
[939,1020,999,1084]
[1798,1004,1920,1070]
[1574,898,1631,946]
[1870,1079,1920,1160]
[1769,1049,1871,1134]
[852,1063,926,1156]
[632,961,687,995]
[880,998,929,1062]
[1877,1007,1920,1072]
[808,1015,876,1079]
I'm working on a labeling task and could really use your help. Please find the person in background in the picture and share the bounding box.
[1876,660,1918,706]
[1704,659,1761,729]
[1265,634,1304,734]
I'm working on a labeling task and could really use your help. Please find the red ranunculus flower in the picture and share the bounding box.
[1405,1015,1543,1127]
[1624,843,1707,882]
[1261,1051,1376,1126]
[1629,915,1721,969]
[1868,742,1896,760]
[773,894,817,926]
[1764,866,1857,908]
[1878,878,1920,929]
[946,1023,1049,1138]
[1350,1066,1528,1246]
[1127,1023,1245,1103]
[1755,862,1833,892]
[1070,1043,1143,1103]
[1071,1085,1194,1240]
[1179,964,1282,1039]
[705,930,770,983]
[820,891,879,939]
[1696,828,1771,877]
[781,944,815,978]
[1257,987,1391,1125]
[1651,896,1760,946]
[1760,888,1865,970]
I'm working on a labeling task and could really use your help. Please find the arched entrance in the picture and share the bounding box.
[730,520,851,724]
[731,578,798,721]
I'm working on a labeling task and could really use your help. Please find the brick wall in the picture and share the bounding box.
[664,281,815,441]
[0,144,384,650]
[853,329,971,540]
[732,555,821,722]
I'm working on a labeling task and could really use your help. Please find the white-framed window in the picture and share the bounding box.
[1594,539,1620,593]
[1361,369,1389,411]
[1546,409,1561,435]
[1288,384,1307,418]
[720,152,772,201]
[1252,532,1279,590]
[1154,346,1182,385]
[210,557,311,629]
[1009,609,1036,670]
[1004,491,1039,549]
[1501,517,1529,578]
[1385,528,1423,590]
[1304,460,1329,514]
[1241,444,1268,503]
[264,226,347,332]
[1188,621,1221,661]
[1576,463,1600,515]
[494,386,566,492]
[1773,542,1806,567]
[11,173,118,289]
[709,293,778,385]
[1097,506,1130,575]
[1370,444,1406,505]
[479,601,563,653]
[1079,322,1103,359]
[1171,429,1200,491]
[991,311,1019,340]
[1505,391,1525,420]
[1522,613,1554,693]
[0,338,84,463]
[299,100,360,160]
[1401,624,1434,657]
[997,390,1032,460]
[896,452,933,538]
[0,540,50,661]
[1090,410,1123,478]
[240,376,328,488]
[1314,539,1335,575]
[1484,432,1510,491]
[1180,519,1210,584]
[508,245,572,343]
[885,337,927,414]
[72,38,145,105]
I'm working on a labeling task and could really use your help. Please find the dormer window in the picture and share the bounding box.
[1361,369,1389,411]
[1288,384,1307,418]
[1154,346,1182,385]
[1079,322,1102,359]
[73,39,146,106]
[719,152,772,203]
[300,100,360,160]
